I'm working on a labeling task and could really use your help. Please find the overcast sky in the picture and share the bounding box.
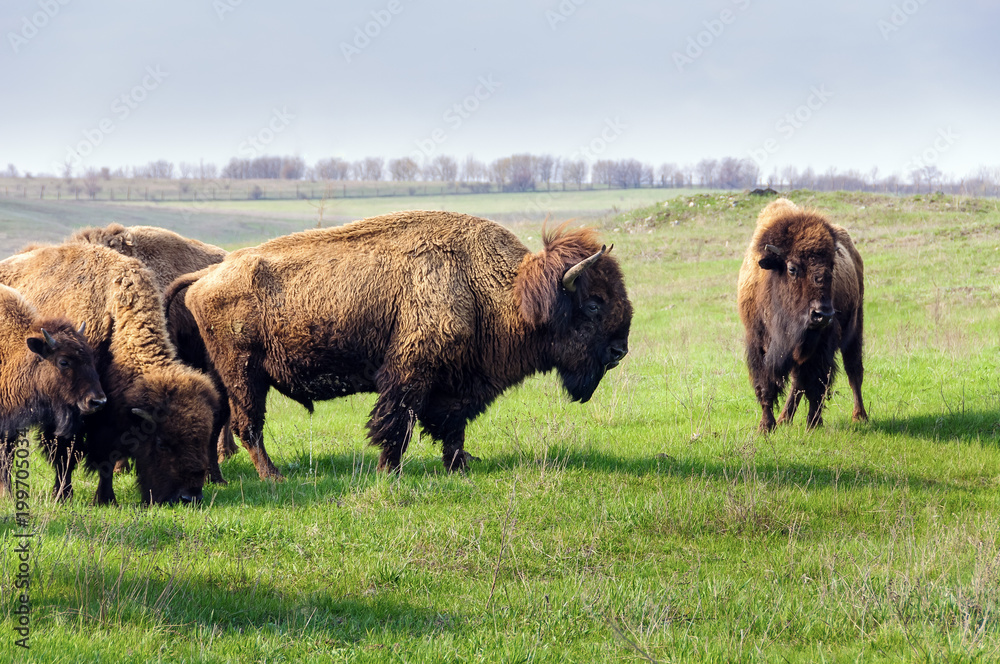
[2,0,996,179]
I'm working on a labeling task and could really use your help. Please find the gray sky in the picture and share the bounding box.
[2,0,997,179]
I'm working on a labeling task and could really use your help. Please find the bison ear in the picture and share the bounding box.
[26,336,52,359]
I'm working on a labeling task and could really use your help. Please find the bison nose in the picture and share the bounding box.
[179,488,203,505]
[809,304,835,328]
[81,395,107,415]
[606,340,628,368]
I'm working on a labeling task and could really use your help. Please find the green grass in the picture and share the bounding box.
[2,190,1000,662]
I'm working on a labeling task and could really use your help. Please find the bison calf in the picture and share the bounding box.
[737,198,868,432]
[0,285,105,496]
[183,211,632,479]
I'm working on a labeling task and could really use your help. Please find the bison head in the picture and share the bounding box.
[516,227,633,402]
[27,321,106,437]
[121,366,219,505]
[755,211,838,335]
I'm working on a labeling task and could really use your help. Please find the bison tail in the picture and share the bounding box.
[163,265,220,312]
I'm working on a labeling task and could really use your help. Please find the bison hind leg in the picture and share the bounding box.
[368,384,424,473]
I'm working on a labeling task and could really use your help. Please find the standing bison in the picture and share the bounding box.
[0,285,106,496]
[0,244,220,504]
[737,198,868,432]
[183,211,632,479]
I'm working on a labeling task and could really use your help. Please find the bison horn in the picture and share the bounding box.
[131,408,156,424]
[765,244,783,256]
[41,328,57,350]
[562,245,607,293]
[77,321,86,335]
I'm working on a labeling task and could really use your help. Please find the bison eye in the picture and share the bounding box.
[57,357,70,369]
[787,265,798,277]
[584,300,601,317]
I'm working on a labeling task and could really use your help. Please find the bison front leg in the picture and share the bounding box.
[367,376,430,473]
[776,367,804,426]
[753,378,781,433]
[421,399,479,472]
[226,368,282,480]
[42,433,81,502]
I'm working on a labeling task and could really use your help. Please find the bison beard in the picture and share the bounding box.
[738,198,868,432]
[185,211,632,479]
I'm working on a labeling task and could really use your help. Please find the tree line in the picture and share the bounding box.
[5,156,1000,197]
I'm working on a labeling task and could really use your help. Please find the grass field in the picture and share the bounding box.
[2,190,1000,662]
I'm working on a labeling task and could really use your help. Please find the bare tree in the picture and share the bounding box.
[359,157,384,181]
[460,155,486,182]
[281,156,306,180]
[178,162,197,179]
[147,160,174,179]
[199,159,218,180]
[5,164,18,178]
[83,168,102,199]
[696,158,718,188]
[316,158,351,180]
[425,155,458,182]
[489,157,511,190]
[534,154,556,190]
[507,154,535,192]
[388,157,419,181]
[563,159,588,188]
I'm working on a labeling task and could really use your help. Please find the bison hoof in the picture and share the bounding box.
[445,450,480,472]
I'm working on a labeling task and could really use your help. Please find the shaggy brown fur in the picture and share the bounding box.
[0,244,220,504]
[737,198,867,432]
[72,223,235,480]
[0,285,105,496]
[185,211,632,479]
[69,223,227,290]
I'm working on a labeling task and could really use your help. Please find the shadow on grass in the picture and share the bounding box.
[868,409,1000,444]
[30,563,456,643]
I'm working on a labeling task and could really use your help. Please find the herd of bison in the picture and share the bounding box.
[0,198,866,505]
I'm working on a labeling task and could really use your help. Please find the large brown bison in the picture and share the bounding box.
[182,211,632,479]
[738,198,868,432]
[0,285,106,496]
[0,244,220,504]
[70,223,236,478]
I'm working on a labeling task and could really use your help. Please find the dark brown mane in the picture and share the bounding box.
[515,224,603,327]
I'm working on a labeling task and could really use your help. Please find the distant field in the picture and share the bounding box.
[108,187,696,224]
[2,190,999,662]
[0,188,698,256]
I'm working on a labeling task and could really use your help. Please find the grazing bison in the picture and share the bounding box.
[0,285,106,496]
[0,244,220,504]
[183,211,632,479]
[737,198,868,432]
[71,223,237,477]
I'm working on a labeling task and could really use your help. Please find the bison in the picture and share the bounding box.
[70,223,237,478]
[0,285,106,496]
[737,198,868,432]
[0,244,220,504]
[182,211,632,479]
